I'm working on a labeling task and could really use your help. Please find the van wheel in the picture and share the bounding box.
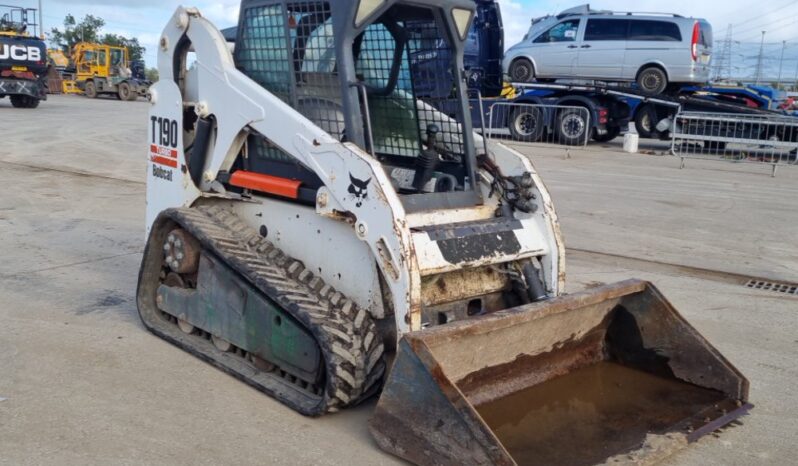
[509,59,535,83]
[556,108,589,145]
[636,67,668,95]
[508,106,545,142]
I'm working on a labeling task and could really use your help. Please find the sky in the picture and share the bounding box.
[18,0,798,80]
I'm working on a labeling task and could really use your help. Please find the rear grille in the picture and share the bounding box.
[745,280,798,296]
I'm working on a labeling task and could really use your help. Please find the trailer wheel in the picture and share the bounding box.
[10,95,40,109]
[85,81,98,99]
[509,106,545,142]
[634,104,656,138]
[636,67,668,95]
[509,58,535,83]
[555,108,589,145]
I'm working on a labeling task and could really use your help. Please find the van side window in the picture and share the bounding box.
[584,19,628,41]
[534,19,579,43]
[628,20,681,41]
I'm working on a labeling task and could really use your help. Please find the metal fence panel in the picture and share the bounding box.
[484,102,591,148]
[671,111,798,176]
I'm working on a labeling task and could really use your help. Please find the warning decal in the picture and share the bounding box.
[149,144,178,168]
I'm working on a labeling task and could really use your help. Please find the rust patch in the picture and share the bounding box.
[329,210,356,225]
[405,335,426,354]
[584,280,606,289]
[436,278,447,292]
[456,321,609,406]
[421,266,510,307]
[376,238,399,281]
[428,360,448,385]
[412,280,645,349]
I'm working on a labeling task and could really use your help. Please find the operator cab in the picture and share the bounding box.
[234,0,479,211]
[0,6,38,36]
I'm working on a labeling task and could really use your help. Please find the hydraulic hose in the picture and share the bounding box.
[189,116,214,187]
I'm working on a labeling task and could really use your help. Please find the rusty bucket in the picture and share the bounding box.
[370,280,751,466]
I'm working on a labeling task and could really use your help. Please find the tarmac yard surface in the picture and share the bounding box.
[1,95,796,465]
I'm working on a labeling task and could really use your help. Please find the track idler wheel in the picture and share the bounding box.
[163,229,200,274]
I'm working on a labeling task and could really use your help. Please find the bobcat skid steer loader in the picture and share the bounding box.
[138,2,751,465]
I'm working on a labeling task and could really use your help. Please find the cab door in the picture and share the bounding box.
[110,48,125,76]
[77,50,93,76]
[95,48,108,77]
[576,18,628,79]
[528,18,582,77]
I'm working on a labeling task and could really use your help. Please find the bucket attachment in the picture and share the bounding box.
[370,280,751,466]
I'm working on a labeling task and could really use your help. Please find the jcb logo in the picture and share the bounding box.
[0,44,41,62]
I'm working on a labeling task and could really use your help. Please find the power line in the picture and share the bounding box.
[722,0,796,26]
[732,13,798,41]
[727,0,798,32]
[754,31,766,84]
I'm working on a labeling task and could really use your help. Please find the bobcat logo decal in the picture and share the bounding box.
[348,174,371,208]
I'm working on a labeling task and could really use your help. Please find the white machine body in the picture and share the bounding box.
[145,7,564,337]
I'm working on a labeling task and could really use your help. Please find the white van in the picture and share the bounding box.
[503,5,713,94]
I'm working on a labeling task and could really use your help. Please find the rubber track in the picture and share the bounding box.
[148,203,385,415]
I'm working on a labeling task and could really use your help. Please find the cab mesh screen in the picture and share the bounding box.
[236,2,343,162]
[355,11,465,160]
[235,2,466,163]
